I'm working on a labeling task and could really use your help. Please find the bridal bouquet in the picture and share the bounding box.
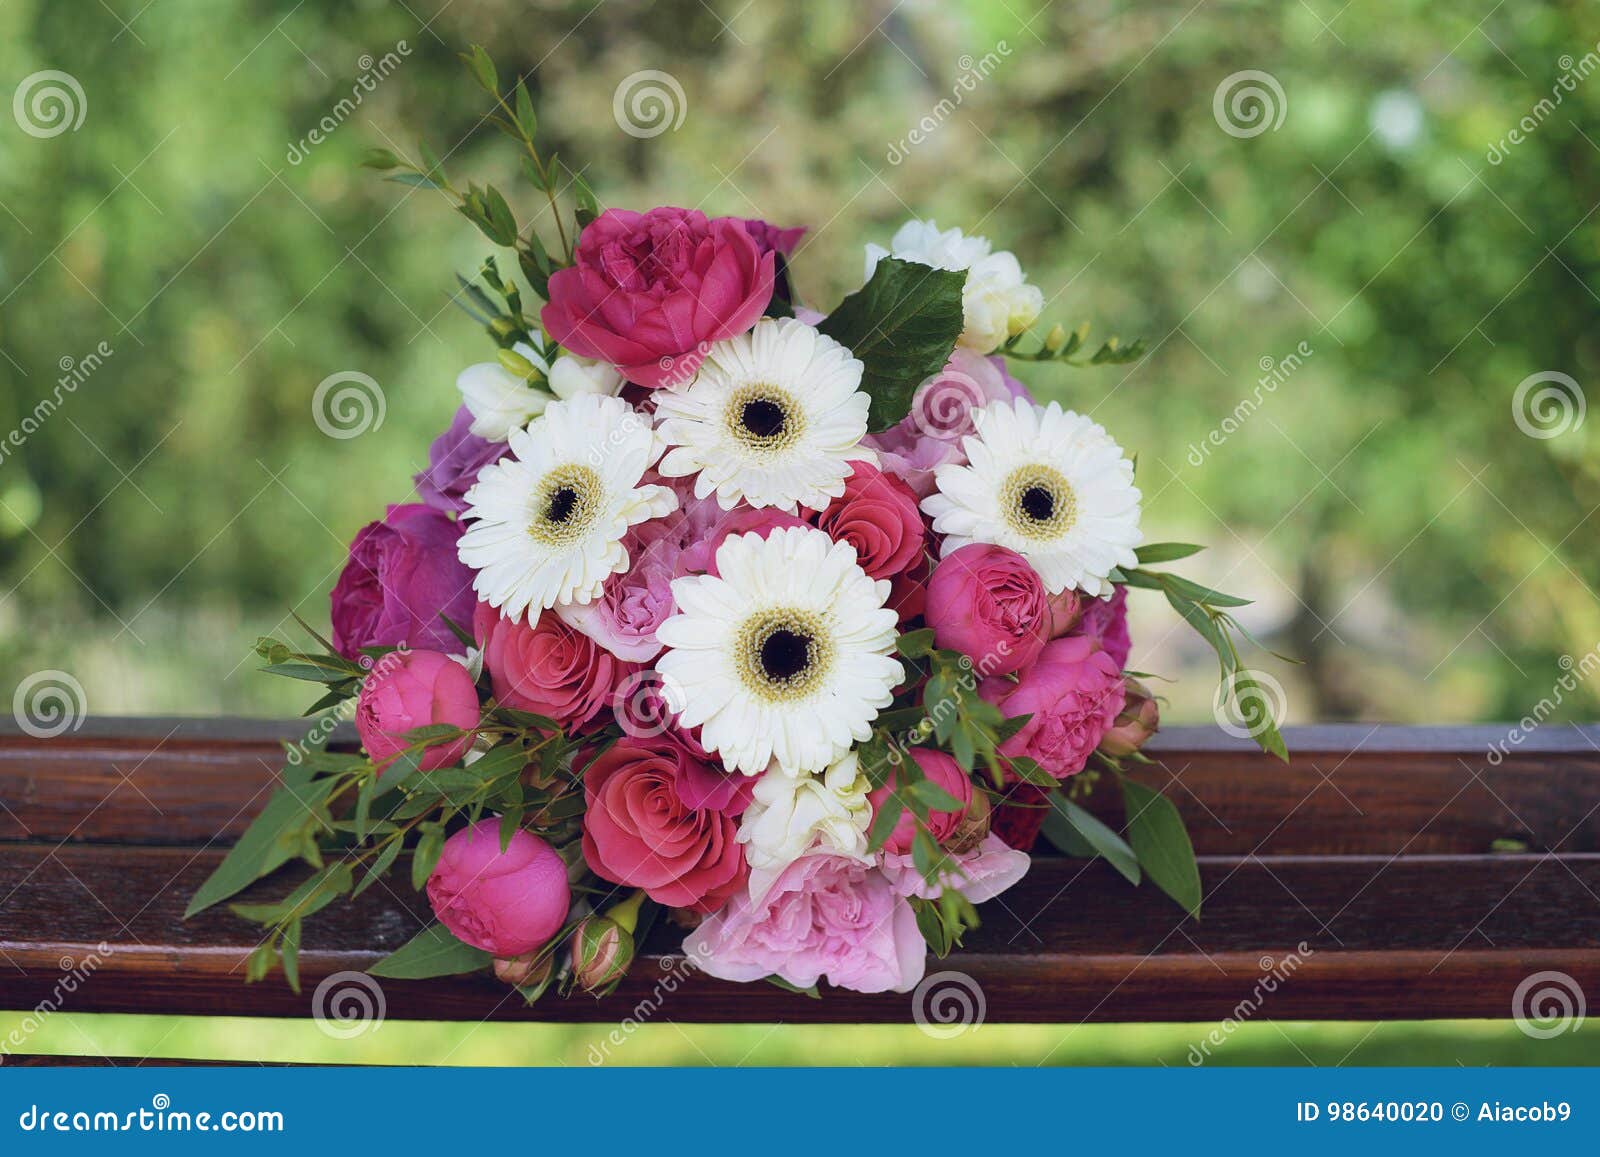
[190,47,1285,999]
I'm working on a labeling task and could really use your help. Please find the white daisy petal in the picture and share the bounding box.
[653,317,871,513]
[458,394,677,621]
[654,525,904,776]
[921,398,1142,598]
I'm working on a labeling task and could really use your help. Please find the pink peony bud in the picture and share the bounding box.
[1098,678,1160,757]
[354,649,479,773]
[425,820,571,957]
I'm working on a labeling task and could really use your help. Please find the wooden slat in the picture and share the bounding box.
[0,843,1596,1023]
[3,720,1598,855]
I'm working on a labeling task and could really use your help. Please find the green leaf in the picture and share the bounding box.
[353,838,403,899]
[462,45,498,95]
[896,627,936,659]
[280,919,302,994]
[765,975,821,999]
[360,148,402,171]
[865,790,905,854]
[185,769,334,918]
[513,80,538,140]
[1120,778,1202,918]
[1229,670,1290,763]
[1135,542,1204,564]
[907,779,965,812]
[411,825,445,890]
[368,922,491,979]
[1041,793,1141,885]
[818,257,966,430]
[1164,589,1234,674]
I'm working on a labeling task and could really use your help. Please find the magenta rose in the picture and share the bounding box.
[541,207,774,388]
[980,635,1126,779]
[414,405,510,515]
[925,543,1049,675]
[330,504,476,660]
[685,854,926,994]
[1072,585,1131,668]
[812,461,926,581]
[739,217,806,257]
[354,649,479,773]
[866,748,974,855]
[426,820,571,956]
[581,738,748,913]
[476,602,632,731]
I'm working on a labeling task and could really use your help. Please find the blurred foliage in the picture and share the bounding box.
[1,0,1598,728]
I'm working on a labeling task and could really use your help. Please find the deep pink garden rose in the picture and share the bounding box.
[541,207,775,388]
[1072,585,1131,668]
[925,543,1048,675]
[354,650,479,773]
[685,854,926,994]
[812,461,926,582]
[476,602,632,731]
[330,504,476,660]
[413,405,510,515]
[426,820,570,956]
[980,635,1126,779]
[581,738,748,913]
[866,748,974,855]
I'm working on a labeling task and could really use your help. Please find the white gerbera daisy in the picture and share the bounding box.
[923,398,1141,598]
[654,317,874,513]
[865,220,1043,354]
[458,394,677,621]
[655,525,903,776]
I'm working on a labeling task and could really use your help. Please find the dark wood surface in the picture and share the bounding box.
[0,718,1597,1024]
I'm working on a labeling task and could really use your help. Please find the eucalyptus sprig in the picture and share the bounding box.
[1001,320,1147,366]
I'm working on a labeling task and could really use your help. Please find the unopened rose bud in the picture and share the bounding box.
[1043,323,1068,352]
[493,951,551,988]
[1046,588,1084,638]
[1098,678,1159,757]
[945,790,993,855]
[570,891,643,995]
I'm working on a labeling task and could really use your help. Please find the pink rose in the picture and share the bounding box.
[581,738,748,912]
[882,834,1030,903]
[866,748,974,855]
[476,602,631,731]
[1072,585,1131,668]
[685,854,927,994]
[426,820,571,956]
[738,218,806,257]
[541,207,775,388]
[673,491,809,576]
[925,543,1048,675]
[861,418,965,499]
[354,649,479,773]
[980,635,1126,779]
[812,461,926,582]
[554,525,678,662]
[330,504,477,660]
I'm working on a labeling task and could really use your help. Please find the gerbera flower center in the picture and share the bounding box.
[1002,464,1075,540]
[726,385,805,454]
[736,608,833,701]
[529,464,603,546]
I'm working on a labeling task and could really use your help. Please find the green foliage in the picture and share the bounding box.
[369,922,492,979]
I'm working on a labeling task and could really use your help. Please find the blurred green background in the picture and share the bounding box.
[1,0,1596,1064]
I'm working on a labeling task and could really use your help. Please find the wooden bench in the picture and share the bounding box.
[1,718,1596,1051]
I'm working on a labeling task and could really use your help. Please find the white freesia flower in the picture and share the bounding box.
[864,220,1043,353]
[457,340,553,440]
[923,398,1141,598]
[549,353,624,400]
[654,317,874,513]
[656,525,903,776]
[458,394,678,620]
[739,752,873,899]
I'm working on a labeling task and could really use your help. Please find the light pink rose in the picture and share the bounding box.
[881,834,1030,903]
[685,854,927,994]
[925,543,1048,675]
[426,820,571,956]
[980,635,1126,779]
[555,525,679,662]
[354,650,479,773]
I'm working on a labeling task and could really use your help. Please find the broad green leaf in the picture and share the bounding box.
[368,922,491,979]
[1135,542,1204,564]
[1041,793,1141,885]
[185,770,334,918]
[1120,778,1202,918]
[818,258,966,430]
